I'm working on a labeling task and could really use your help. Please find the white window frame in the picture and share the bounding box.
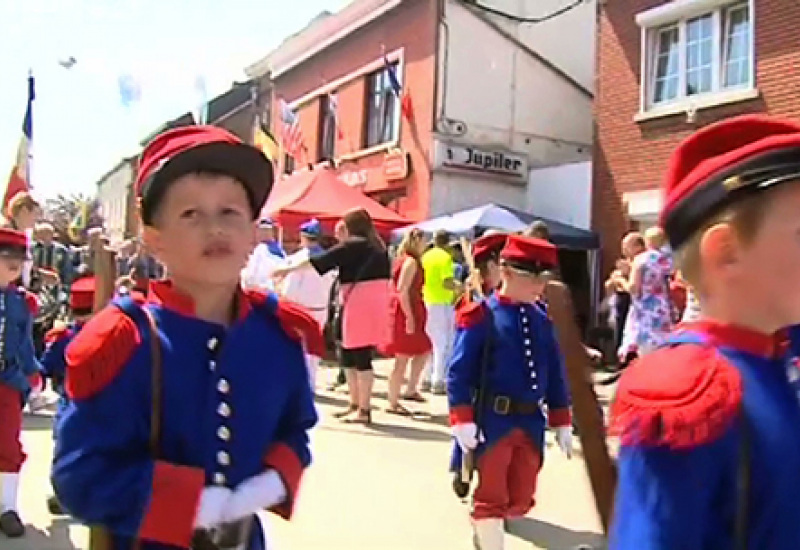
[635,0,757,121]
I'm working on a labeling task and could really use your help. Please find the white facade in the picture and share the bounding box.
[96,159,134,244]
[526,161,592,230]
[430,0,593,215]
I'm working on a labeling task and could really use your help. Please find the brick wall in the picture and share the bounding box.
[272,0,438,221]
[593,0,800,273]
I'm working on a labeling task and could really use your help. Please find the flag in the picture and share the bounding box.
[118,74,142,107]
[194,75,209,125]
[68,201,90,242]
[279,98,306,160]
[253,117,279,161]
[328,92,345,140]
[4,74,35,215]
[383,56,414,121]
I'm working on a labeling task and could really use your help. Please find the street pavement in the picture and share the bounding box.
[7,360,608,550]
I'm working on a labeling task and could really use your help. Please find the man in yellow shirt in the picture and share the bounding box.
[421,230,461,394]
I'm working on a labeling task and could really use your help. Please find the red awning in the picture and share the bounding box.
[262,167,409,233]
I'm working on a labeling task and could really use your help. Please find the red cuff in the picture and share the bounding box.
[264,443,304,519]
[138,461,205,547]
[548,408,572,428]
[449,405,474,426]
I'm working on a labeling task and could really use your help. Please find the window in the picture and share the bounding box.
[364,62,400,148]
[283,153,295,175]
[319,94,337,161]
[644,2,752,110]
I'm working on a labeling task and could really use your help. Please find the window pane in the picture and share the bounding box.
[364,63,400,147]
[685,14,713,96]
[652,26,679,103]
[723,5,751,88]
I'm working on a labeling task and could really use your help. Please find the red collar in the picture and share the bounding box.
[147,280,251,321]
[680,320,789,359]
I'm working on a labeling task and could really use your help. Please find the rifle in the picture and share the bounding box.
[544,280,616,535]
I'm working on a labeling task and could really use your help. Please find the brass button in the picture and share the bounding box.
[217,451,230,466]
[217,379,230,394]
[217,426,230,441]
[213,472,226,485]
[207,337,219,351]
[217,403,231,417]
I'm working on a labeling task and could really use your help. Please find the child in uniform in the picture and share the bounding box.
[51,125,323,550]
[611,115,800,548]
[448,235,573,550]
[0,227,40,538]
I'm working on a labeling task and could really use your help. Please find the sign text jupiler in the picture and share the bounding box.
[434,141,529,183]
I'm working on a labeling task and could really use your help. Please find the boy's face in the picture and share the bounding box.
[706,182,800,329]
[0,256,24,286]
[501,267,548,301]
[142,173,256,288]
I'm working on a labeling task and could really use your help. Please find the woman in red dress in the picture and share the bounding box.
[383,229,432,415]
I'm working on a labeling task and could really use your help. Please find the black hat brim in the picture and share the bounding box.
[141,141,274,224]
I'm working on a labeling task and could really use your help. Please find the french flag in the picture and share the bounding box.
[4,74,34,215]
[383,55,414,122]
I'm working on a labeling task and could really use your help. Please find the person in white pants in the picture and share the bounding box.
[278,219,335,392]
[420,231,461,394]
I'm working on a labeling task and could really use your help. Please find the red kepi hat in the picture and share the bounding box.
[70,276,95,311]
[0,228,29,260]
[472,232,507,265]
[500,235,558,274]
[136,125,274,225]
[660,114,800,250]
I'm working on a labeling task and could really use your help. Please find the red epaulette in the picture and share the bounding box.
[21,289,39,314]
[44,325,71,345]
[609,344,742,450]
[247,291,326,358]
[456,301,485,329]
[65,305,141,400]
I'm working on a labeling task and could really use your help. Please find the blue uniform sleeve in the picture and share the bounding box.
[541,316,571,426]
[18,309,40,376]
[263,344,318,519]
[40,336,69,379]
[610,432,736,549]
[446,310,488,424]
[51,307,204,549]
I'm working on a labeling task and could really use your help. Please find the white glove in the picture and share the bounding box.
[220,470,287,523]
[452,423,481,453]
[555,426,574,458]
[194,486,233,529]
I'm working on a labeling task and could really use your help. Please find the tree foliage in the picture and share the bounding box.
[43,193,104,245]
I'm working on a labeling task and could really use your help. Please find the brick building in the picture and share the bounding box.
[593,0,799,271]
[247,0,595,223]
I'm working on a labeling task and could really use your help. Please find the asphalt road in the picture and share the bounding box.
[6,360,606,550]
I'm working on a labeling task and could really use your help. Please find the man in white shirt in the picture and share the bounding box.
[280,219,336,392]
[242,217,285,291]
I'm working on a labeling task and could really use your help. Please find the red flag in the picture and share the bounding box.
[5,74,34,214]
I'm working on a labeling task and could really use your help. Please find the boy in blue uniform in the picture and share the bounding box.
[0,227,41,538]
[610,115,800,548]
[39,275,95,515]
[448,235,573,550]
[52,125,323,550]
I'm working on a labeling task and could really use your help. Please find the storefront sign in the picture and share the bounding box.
[339,168,368,188]
[383,149,410,181]
[433,140,528,184]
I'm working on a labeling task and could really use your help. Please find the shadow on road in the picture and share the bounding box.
[16,518,79,550]
[506,517,604,549]
[319,421,452,442]
[22,414,54,432]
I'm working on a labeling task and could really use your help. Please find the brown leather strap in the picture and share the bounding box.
[141,305,162,458]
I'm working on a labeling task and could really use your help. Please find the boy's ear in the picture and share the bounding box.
[699,223,740,275]
[141,226,162,260]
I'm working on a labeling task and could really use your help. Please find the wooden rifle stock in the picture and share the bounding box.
[544,280,616,536]
[89,245,118,550]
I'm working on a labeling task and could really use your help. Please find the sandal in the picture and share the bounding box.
[343,408,372,425]
[333,404,358,419]
[401,392,426,403]
[386,404,414,417]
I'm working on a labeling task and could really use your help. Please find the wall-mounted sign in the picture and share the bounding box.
[383,149,410,181]
[339,168,368,188]
[433,140,529,184]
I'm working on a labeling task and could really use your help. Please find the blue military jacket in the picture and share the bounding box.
[40,322,82,429]
[52,281,320,550]
[447,293,571,455]
[611,321,800,549]
[0,285,41,395]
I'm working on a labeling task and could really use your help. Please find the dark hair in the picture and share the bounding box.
[525,220,551,241]
[433,229,450,247]
[342,208,385,250]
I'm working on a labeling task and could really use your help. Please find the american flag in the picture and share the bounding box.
[4,73,35,214]
[279,98,306,160]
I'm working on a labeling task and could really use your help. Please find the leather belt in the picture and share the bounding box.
[191,517,253,550]
[488,394,542,416]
